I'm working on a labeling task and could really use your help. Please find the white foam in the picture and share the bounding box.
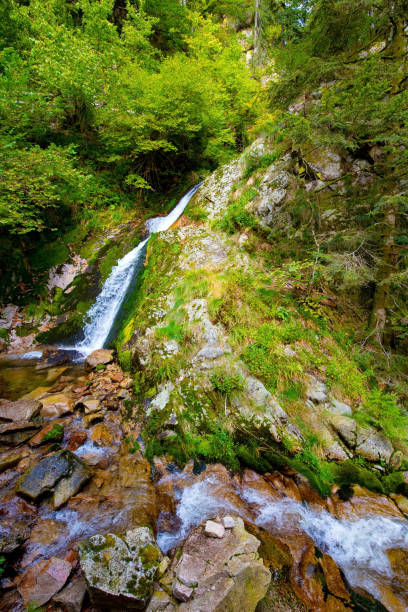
[157,476,240,553]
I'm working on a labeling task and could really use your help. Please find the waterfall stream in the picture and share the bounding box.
[66,184,201,357]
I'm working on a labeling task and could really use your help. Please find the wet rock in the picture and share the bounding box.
[83,411,105,427]
[79,527,162,610]
[391,494,408,515]
[0,419,42,447]
[90,423,113,446]
[204,520,225,538]
[85,349,114,370]
[16,450,91,507]
[16,556,72,607]
[68,430,88,451]
[29,422,64,447]
[0,398,42,422]
[153,517,270,612]
[53,574,88,612]
[40,393,73,418]
[0,452,22,473]
[75,397,101,414]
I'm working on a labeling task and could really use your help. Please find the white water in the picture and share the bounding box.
[66,184,201,357]
[157,476,408,603]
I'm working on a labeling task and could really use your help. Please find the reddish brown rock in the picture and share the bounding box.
[16,557,71,607]
[68,430,88,451]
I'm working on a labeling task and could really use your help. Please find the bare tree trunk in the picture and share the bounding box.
[254,0,260,54]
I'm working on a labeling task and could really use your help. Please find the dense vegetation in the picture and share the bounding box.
[0,0,262,298]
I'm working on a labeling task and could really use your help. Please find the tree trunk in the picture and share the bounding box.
[369,201,397,344]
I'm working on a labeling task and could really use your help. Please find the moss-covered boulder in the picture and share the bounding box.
[79,527,162,610]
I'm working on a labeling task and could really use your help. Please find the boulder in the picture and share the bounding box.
[149,517,271,612]
[79,527,162,610]
[0,398,42,423]
[305,148,342,181]
[16,557,72,607]
[85,349,114,370]
[0,419,42,447]
[53,574,88,612]
[40,393,73,418]
[16,450,91,507]
[306,377,328,403]
[327,398,352,416]
[355,429,394,463]
[329,414,357,447]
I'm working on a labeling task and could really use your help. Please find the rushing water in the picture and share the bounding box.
[65,184,201,357]
[156,470,408,607]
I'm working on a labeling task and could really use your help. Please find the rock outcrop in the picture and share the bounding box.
[149,517,271,612]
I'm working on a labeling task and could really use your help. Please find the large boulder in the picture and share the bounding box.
[79,527,162,610]
[40,393,73,418]
[85,349,114,370]
[53,574,88,612]
[355,428,394,463]
[16,557,71,607]
[149,517,271,612]
[0,398,42,422]
[16,450,91,507]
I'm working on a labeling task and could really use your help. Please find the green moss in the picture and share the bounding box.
[42,424,64,443]
[330,460,384,494]
[35,312,84,344]
[140,544,161,570]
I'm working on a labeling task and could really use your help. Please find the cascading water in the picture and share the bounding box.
[67,184,201,357]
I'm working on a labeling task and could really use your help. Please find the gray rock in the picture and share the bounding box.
[176,553,206,587]
[327,398,352,416]
[355,429,394,463]
[16,450,91,506]
[79,527,162,610]
[306,377,328,403]
[329,414,357,448]
[194,346,225,361]
[173,581,194,602]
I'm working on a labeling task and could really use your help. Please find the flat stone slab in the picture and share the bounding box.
[17,557,71,607]
[0,399,42,423]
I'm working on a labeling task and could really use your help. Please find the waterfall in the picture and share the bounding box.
[68,184,201,357]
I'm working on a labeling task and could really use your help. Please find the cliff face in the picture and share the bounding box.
[115,139,408,499]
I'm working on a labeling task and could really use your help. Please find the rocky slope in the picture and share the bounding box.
[1,140,408,612]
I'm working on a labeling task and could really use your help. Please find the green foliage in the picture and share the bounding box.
[210,370,245,397]
[157,320,185,343]
[356,389,408,441]
[42,424,64,443]
[0,555,6,578]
